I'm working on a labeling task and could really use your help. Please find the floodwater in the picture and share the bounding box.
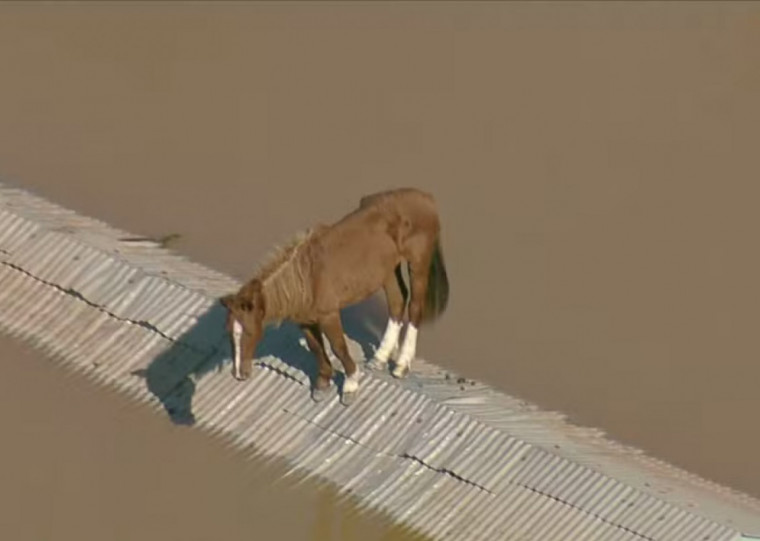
[0,1,759,531]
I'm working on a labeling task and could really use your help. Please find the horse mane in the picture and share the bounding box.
[254,226,324,323]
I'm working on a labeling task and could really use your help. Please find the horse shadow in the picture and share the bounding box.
[134,294,388,426]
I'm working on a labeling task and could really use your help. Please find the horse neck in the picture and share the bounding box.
[259,247,312,323]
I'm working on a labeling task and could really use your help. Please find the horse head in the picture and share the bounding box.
[220,279,266,380]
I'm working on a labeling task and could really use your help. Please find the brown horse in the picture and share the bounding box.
[219,187,449,405]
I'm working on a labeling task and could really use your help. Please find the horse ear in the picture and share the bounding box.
[249,279,264,312]
[220,294,236,309]
[239,279,262,302]
[246,279,263,295]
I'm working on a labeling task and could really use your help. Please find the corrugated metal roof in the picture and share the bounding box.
[1,179,759,540]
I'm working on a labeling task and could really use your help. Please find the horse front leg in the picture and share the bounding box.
[320,312,361,406]
[301,323,334,402]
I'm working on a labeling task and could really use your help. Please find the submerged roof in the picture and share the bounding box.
[1,180,759,540]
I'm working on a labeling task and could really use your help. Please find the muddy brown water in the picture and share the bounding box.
[0,3,759,534]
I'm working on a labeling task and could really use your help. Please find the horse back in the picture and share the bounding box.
[359,187,435,212]
[358,188,439,234]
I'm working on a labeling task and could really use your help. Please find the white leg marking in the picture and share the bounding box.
[343,367,362,394]
[232,319,243,379]
[373,319,402,365]
[393,324,418,378]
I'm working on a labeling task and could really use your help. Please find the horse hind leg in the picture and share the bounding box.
[393,238,433,379]
[368,264,407,372]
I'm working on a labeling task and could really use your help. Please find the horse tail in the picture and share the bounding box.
[422,236,449,324]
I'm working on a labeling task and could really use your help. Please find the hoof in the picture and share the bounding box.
[366,358,388,372]
[232,365,252,381]
[341,390,358,406]
[392,365,409,379]
[311,385,332,403]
